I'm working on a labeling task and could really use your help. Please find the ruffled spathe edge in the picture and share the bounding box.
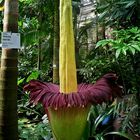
[24,73,122,109]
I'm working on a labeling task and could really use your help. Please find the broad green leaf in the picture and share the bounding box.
[122,47,128,55]
[115,48,121,58]
[94,114,104,128]
[132,45,140,52]
[26,71,40,82]
[128,46,135,55]
[129,27,138,33]
[96,40,109,48]
[97,4,109,12]
[18,78,25,85]
[94,112,112,130]
[125,1,135,8]
[98,11,108,21]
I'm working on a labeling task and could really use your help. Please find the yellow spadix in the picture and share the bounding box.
[59,0,77,93]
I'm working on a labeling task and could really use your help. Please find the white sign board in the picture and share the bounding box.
[1,32,20,48]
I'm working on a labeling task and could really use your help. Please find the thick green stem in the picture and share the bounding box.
[0,0,18,139]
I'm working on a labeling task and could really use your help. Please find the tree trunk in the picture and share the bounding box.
[101,22,105,39]
[0,0,18,139]
[53,0,59,83]
[37,39,41,79]
[95,10,98,43]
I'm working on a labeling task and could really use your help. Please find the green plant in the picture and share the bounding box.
[96,27,140,58]
[18,71,43,119]
[97,27,140,134]
[79,55,116,83]
[86,103,133,140]
[116,94,139,139]
[97,0,137,27]
[18,72,52,140]
[18,116,52,140]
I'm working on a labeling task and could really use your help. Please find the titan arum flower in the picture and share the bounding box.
[24,0,122,140]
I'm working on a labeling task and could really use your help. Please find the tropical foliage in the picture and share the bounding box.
[97,0,139,27]
[0,0,139,139]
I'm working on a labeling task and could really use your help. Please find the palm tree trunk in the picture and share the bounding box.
[53,0,59,83]
[0,0,18,139]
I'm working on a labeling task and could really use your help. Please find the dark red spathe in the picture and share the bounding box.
[24,73,122,109]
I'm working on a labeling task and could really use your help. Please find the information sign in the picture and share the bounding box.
[1,32,20,48]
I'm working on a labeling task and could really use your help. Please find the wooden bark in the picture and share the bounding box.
[53,0,59,83]
[0,0,18,139]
